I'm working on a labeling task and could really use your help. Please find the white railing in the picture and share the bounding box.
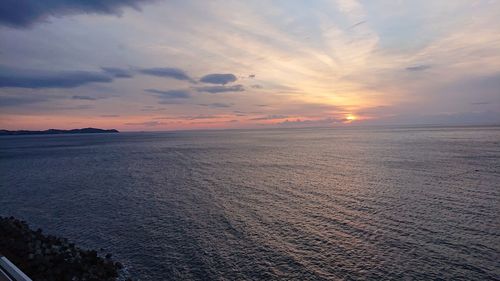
[0,256,32,281]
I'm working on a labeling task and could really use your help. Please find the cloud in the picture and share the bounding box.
[100,114,120,117]
[145,88,191,99]
[139,67,193,82]
[406,64,432,72]
[195,84,244,93]
[348,20,367,29]
[0,0,156,28]
[154,114,222,120]
[50,104,94,111]
[199,102,232,108]
[251,114,288,120]
[72,95,98,100]
[248,74,256,78]
[0,66,113,88]
[277,117,348,126]
[125,120,162,126]
[0,95,49,107]
[101,67,134,78]
[0,93,100,111]
[140,105,166,112]
[233,110,247,116]
[186,115,221,120]
[200,73,237,85]
[251,84,263,89]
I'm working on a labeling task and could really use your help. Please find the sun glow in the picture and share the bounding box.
[345,114,357,122]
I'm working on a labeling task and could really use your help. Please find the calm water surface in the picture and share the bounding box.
[1,126,499,280]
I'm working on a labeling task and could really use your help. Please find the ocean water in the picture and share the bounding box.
[0,126,499,280]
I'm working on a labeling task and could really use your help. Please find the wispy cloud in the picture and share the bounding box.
[251,114,288,120]
[199,103,232,108]
[125,120,162,126]
[406,65,432,72]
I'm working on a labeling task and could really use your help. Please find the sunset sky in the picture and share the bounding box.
[1,0,499,131]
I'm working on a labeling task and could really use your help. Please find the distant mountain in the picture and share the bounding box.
[0,128,119,136]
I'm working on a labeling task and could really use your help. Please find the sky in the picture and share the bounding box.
[1,0,499,131]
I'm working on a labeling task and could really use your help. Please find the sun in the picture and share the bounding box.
[345,114,357,122]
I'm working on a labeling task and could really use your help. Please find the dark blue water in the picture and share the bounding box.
[1,126,499,280]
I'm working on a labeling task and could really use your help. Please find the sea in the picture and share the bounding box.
[1,126,499,280]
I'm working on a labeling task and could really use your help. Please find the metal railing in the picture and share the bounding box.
[0,256,32,281]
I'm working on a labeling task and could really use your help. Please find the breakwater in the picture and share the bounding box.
[0,216,125,281]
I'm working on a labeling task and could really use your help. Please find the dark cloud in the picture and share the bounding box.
[199,102,232,108]
[195,84,244,93]
[0,66,113,88]
[248,74,256,78]
[72,95,98,100]
[157,100,186,105]
[139,67,193,82]
[0,95,49,107]
[146,88,190,105]
[200,73,237,85]
[251,84,263,89]
[0,0,156,28]
[251,114,288,120]
[145,89,191,99]
[406,64,432,72]
[100,114,120,117]
[50,104,94,111]
[101,67,134,78]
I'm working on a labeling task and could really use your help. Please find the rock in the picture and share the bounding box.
[0,216,126,281]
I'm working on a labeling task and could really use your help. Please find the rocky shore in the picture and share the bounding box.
[0,216,126,281]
